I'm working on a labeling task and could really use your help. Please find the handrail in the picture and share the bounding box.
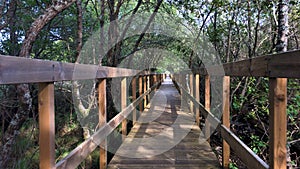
[56,82,160,168]
[172,57,297,169]
[1,49,298,169]
[0,55,142,84]
[0,55,164,169]
[1,50,299,84]
[193,50,300,78]
[172,77,269,169]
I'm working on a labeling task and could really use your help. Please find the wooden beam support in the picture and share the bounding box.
[222,76,230,169]
[38,83,55,169]
[189,74,194,114]
[269,78,287,169]
[149,75,153,100]
[98,79,107,169]
[139,76,143,113]
[0,55,141,84]
[195,74,200,126]
[1,50,300,85]
[221,125,269,169]
[205,75,211,142]
[154,74,157,91]
[206,50,300,78]
[55,82,157,169]
[205,75,211,111]
[144,76,147,108]
[132,77,137,124]
[121,78,127,141]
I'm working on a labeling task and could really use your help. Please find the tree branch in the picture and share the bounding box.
[19,0,76,58]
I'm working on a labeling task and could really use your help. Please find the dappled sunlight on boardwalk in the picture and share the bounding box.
[108,77,220,168]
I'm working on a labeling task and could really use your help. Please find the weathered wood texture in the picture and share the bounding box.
[221,126,269,169]
[172,75,269,169]
[195,74,200,126]
[206,50,300,78]
[222,76,230,169]
[143,76,147,108]
[55,82,159,169]
[189,74,194,114]
[2,50,299,84]
[0,55,140,84]
[108,77,220,169]
[173,76,221,131]
[132,77,137,124]
[205,75,211,143]
[121,78,127,141]
[269,78,287,169]
[98,79,107,169]
[139,76,143,112]
[38,83,55,169]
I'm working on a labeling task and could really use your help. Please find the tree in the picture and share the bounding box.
[0,0,76,167]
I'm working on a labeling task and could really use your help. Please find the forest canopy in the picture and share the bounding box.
[0,0,299,168]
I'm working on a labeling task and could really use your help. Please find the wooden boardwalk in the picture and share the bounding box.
[108,77,220,169]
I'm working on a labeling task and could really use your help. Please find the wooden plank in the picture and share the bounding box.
[269,78,287,169]
[121,78,127,141]
[222,76,230,169]
[206,50,300,78]
[268,52,300,78]
[98,79,107,169]
[38,83,55,169]
[108,79,220,169]
[56,82,159,169]
[221,125,269,169]
[205,75,211,143]
[1,50,299,85]
[0,55,141,84]
[175,81,221,128]
[195,74,200,126]
[132,77,137,124]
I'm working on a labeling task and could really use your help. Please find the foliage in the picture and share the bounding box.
[0,0,299,168]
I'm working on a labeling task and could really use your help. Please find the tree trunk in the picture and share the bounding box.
[276,0,289,52]
[275,0,290,167]
[0,1,76,168]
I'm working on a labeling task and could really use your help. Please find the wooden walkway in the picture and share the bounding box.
[108,77,220,169]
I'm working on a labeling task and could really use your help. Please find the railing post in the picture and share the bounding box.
[38,83,55,169]
[143,75,147,109]
[132,77,137,124]
[160,74,163,84]
[154,74,157,91]
[189,74,194,114]
[180,74,184,102]
[222,76,230,169]
[149,75,151,105]
[121,77,127,141]
[269,78,287,169]
[195,74,200,126]
[139,76,143,112]
[98,79,107,169]
[205,75,211,142]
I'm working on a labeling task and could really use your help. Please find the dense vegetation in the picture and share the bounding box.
[0,0,299,168]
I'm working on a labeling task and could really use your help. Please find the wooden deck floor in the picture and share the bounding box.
[108,77,220,169]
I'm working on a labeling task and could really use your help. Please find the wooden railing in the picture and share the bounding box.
[171,50,300,169]
[1,50,299,169]
[0,55,164,169]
